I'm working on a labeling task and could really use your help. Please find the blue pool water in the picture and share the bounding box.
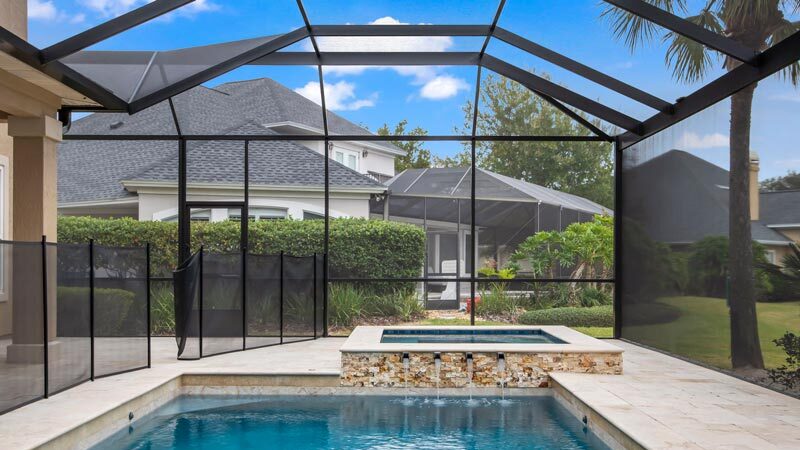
[381,328,565,344]
[92,395,609,450]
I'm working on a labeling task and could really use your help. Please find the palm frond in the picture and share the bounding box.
[770,19,800,85]
[600,0,688,51]
[663,11,722,83]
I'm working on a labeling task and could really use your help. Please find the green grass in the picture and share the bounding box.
[625,296,800,369]
[572,327,613,338]
[417,318,509,326]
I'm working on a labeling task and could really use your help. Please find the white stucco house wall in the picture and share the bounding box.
[57,78,401,221]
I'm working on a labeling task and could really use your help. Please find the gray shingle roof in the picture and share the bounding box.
[59,79,389,204]
[624,150,791,244]
[760,190,800,226]
[130,122,384,188]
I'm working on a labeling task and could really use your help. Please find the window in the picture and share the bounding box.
[303,211,324,220]
[229,207,287,221]
[333,147,359,171]
[765,250,777,265]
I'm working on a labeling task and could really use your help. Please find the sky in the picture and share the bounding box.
[26,0,800,180]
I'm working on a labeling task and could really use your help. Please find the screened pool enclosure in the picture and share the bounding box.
[1,0,798,395]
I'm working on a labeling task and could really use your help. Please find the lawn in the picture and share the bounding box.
[624,296,799,369]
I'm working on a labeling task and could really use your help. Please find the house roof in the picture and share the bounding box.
[624,149,792,245]
[760,190,800,226]
[386,167,610,215]
[127,121,384,190]
[58,79,390,204]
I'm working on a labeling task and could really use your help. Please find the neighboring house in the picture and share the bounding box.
[373,167,611,303]
[58,78,402,221]
[624,149,799,264]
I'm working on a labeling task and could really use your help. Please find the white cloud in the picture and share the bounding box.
[80,0,218,18]
[315,16,464,100]
[770,92,800,103]
[28,0,57,20]
[419,75,469,99]
[676,131,729,150]
[29,0,86,23]
[294,81,377,111]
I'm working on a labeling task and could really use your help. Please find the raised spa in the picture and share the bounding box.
[341,326,623,388]
[381,328,566,344]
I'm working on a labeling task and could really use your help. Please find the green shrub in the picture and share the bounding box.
[518,305,613,327]
[329,283,365,328]
[579,287,612,307]
[150,283,175,336]
[475,282,520,317]
[58,216,425,281]
[56,286,136,335]
[328,284,423,328]
[768,332,800,389]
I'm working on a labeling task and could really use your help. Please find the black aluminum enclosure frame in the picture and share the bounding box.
[2,0,797,337]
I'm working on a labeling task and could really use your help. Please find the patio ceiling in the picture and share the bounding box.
[1,0,799,148]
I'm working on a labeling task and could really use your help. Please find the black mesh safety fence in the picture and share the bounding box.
[51,243,91,394]
[93,245,150,377]
[201,252,243,357]
[0,239,151,416]
[0,241,45,415]
[174,251,201,360]
[282,255,317,343]
[174,250,324,360]
[246,253,281,349]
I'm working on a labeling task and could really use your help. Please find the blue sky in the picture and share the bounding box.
[27,0,800,179]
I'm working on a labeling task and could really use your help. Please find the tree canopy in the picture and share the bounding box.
[460,73,614,208]
[761,170,800,191]
[376,120,432,173]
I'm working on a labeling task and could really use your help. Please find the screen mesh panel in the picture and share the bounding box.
[174,251,201,360]
[246,254,281,348]
[282,255,316,342]
[201,252,244,356]
[0,242,45,413]
[93,245,149,376]
[50,243,91,393]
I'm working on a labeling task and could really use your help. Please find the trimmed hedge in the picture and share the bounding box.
[56,286,137,336]
[518,305,613,327]
[58,216,425,279]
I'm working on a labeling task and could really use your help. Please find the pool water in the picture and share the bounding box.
[380,328,565,344]
[92,395,609,450]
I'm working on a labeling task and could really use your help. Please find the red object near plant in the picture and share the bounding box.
[465,296,481,313]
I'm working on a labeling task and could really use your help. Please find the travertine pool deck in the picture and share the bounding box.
[0,337,798,449]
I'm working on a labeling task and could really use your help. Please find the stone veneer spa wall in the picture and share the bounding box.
[339,326,623,388]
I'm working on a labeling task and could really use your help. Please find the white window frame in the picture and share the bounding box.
[765,249,777,265]
[332,146,360,171]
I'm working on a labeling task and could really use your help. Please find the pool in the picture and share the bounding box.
[381,328,566,344]
[91,395,610,450]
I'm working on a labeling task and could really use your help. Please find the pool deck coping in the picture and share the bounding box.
[2,337,799,450]
[339,325,624,354]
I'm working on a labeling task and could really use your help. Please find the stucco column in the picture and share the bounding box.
[5,115,60,362]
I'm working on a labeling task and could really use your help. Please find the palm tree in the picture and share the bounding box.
[602,0,800,370]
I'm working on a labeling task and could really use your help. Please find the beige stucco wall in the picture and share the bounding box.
[0,0,27,40]
[135,189,373,221]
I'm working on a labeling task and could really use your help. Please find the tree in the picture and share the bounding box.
[511,214,614,285]
[377,120,432,172]
[602,0,800,370]
[761,170,800,191]
[461,73,614,208]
